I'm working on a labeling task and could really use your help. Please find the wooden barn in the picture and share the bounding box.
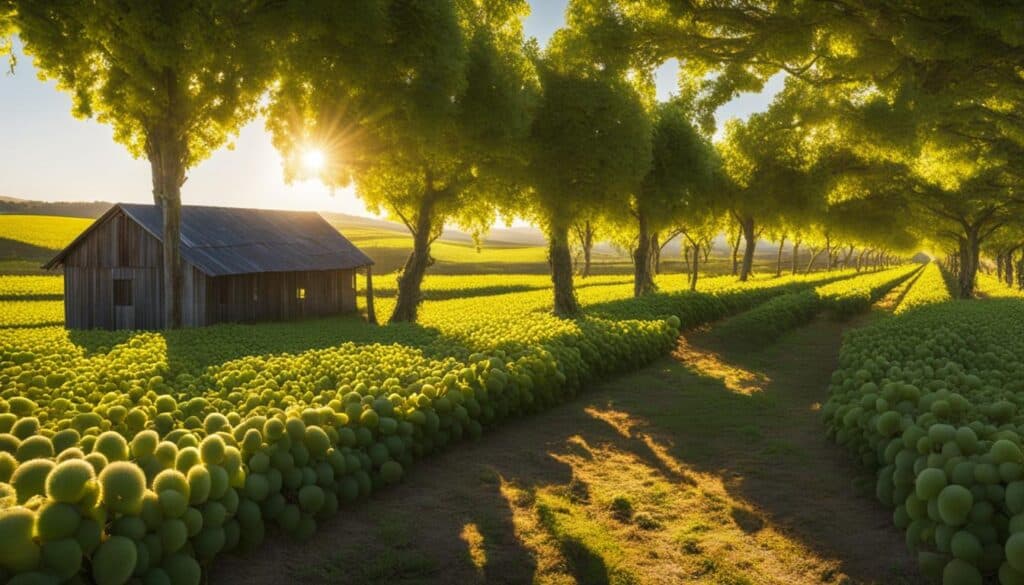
[44,203,374,330]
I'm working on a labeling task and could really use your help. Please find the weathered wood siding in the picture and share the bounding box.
[59,210,360,330]
[204,269,355,325]
[62,210,166,330]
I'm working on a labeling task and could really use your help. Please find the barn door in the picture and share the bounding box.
[113,277,135,330]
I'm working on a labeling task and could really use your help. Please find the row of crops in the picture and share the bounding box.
[0,266,913,585]
[824,270,1024,584]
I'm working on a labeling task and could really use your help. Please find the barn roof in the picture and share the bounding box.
[45,203,374,276]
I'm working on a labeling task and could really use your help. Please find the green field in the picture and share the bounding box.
[4,211,1024,585]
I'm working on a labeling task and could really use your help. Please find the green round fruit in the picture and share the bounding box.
[0,506,41,572]
[199,435,225,466]
[159,519,188,554]
[93,431,130,462]
[99,461,147,514]
[950,531,982,562]
[41,537,83,580]
[158,489,189,519]
[162,553,201,585]
[35,501,81,541]
[11,458,55,503]
[298,485,325,514]
[193,526,225,560]
[15,435,54,461]
[92,535,137,585]
[187,466,211,504]
[938,485,973,526]
[993,439,1024,464]
[1007,532,1024,572]
[916,468,947,500]
[942,558,981,585]
[380,460,403,484]
[46,459,96,503]
[304,426,330,458]
[153,469,190,500]
[131,431,160,459]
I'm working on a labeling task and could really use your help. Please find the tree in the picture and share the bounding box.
[631,100,716,296]
[0,1,13,72]
[717,93,820,282]
[15,1,273,328]
[527,62,651,316]
[577,0,1024,298]
[266,0,536,323]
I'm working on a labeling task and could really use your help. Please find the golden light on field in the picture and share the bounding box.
[301,148,326,173]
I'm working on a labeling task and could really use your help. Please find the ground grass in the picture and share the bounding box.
[210,293,921,585]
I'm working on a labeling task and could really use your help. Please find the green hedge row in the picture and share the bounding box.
[824,299,1024,585]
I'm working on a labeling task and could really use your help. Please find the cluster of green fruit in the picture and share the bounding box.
[895,264,952,315]
[824,299,1024,585]
[0,267,890,584]
[814,264,921,319]
[0,316,679,582]
[713,265,918,343]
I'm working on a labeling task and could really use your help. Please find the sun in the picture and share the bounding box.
[301,148,326,173]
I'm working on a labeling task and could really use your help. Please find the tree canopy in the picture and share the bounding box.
[14,0,275,327]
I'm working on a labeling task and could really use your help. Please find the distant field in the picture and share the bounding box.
[0,214,94,274]
[1,212,812,277]
[0,214,93,250]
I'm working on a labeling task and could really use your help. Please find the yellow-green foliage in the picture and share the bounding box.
[0,267,866,582]
[0,276,63,299]
[976,273,1024,299]
[0,300,64,327]
[814,265,920,318]
[894,263,951,314]
[0,215,92,251]
[824,298,1024,583]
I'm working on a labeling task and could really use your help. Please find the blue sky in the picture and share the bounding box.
[0,2,782,217]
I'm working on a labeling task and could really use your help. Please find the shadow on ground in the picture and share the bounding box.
[211,308,922,585]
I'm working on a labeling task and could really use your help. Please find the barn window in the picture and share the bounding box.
[113,279,132,306]
[296,287,306,301]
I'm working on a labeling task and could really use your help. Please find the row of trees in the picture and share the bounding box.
[4,0,1021,325]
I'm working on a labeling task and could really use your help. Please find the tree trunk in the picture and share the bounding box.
[791,240,801,275]
[958,226,981,299]
[147,134,186,330]
[731,231,742,276]
[549,222,580,317]
[652,232,662,275]
[842,245,855,269]
[389,193,436,323]
[738,216,756,282]
[364,266,377,325]
[856,248,868,272]
[1004,252,1014,287]
[580,220,593,278]
[633,212,657,297]
[775,236,786,277]
[683,245,691,274]
[690,242,700,291]
[1017,256,1024,290]
[805,248,825,274]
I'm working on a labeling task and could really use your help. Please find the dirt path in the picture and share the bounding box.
[212,309,920,585]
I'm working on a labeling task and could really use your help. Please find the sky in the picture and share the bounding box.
[0,2,783,219]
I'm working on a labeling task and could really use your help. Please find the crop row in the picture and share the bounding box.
[712,265,919,344]
[824,298,1024,584]
[0,277,63,301]
[894,264,952,315]
[0,268,873,584]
